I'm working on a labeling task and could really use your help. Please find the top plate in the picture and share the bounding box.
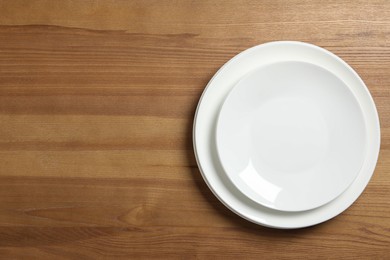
[216,61,366,212]
[193,41,380,228]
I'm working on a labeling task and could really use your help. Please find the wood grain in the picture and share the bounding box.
[0,0,389,258]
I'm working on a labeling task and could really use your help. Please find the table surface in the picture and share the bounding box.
[0,0,389,258]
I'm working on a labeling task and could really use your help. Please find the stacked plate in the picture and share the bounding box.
[193,41,380,229]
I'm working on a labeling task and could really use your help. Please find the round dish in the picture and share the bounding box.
[193,41,380,229]
[216,61,367,212]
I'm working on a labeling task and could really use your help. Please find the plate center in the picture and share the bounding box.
[252,96,328,174]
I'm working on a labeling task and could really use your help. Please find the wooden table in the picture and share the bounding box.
[0,0,389,258]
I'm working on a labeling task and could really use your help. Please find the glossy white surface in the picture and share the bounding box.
[216,61,366,211]
[193,41,380,229]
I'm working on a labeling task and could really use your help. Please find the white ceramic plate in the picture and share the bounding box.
[216,61,366,212]
[193,41,380,228]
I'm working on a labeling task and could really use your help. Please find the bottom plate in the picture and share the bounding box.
[193,41,380,229]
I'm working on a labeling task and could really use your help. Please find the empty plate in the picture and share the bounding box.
[193,41,380,228]
[216,61,366,212]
